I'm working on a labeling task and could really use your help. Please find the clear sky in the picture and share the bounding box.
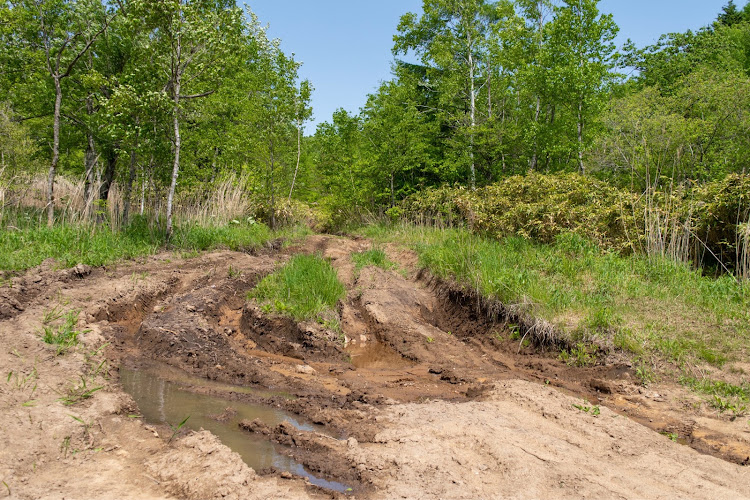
[246,0,735,132]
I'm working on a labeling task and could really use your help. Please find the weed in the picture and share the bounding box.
[661,432,678,442]
[559,343,597,367]
[710,396,748,419]
[84,343,111,380]
[426,337,435,343]
[2,481,9,496]
[60,436,72,458]
[572,402,600,416]
[634,358,656,387]
[250,254,345,323]
[6,365,38,394]
[40,309,88,355]
[59,376,102,406]
[227,265,243,278]
[168,415,191,444]
[42,305,64,325]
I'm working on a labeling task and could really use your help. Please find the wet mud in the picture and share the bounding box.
[2,238,749,499]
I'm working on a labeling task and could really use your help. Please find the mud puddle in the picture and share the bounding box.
[120,366,353,493]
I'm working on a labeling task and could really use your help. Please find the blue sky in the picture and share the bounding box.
[247,0,735,132]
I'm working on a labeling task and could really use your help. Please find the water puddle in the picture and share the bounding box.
[347,341,414,370]
[120,367,351,493]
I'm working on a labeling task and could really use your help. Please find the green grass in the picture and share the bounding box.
[249,254,346,324]
[40,308,86,355]
[0,212,275,272]
[352,247,397,273]
[360,224,750,372]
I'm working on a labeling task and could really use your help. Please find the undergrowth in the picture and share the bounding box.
[0,210,281,272]
[249,254,345,325]
[361,223,750,376]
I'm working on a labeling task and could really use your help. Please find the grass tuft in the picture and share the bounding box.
[250,254,345,323]
[352,247,397,275]
[40,309,87,355]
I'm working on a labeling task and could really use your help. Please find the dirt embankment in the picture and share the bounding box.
[0,235,749,499]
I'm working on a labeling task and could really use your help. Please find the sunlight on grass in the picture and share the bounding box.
[249,254,345,324]
[361,223,750,370]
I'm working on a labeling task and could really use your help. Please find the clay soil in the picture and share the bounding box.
[1,234,749,499]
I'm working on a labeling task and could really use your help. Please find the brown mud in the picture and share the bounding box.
[0,236,749,499]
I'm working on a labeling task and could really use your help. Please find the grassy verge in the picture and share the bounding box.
[0,212,277,272]
[361,223,750,390]
[249,254,345,327]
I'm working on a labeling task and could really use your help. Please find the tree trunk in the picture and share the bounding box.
[122,145,137,226]
[268,139,276,230]
[166,63,182,240]
[390,171,395,208]
[288,118,302,204]
[47,77,62,227]
[468,41,477,190]
[577,98,585,174]
[99,147,118,199]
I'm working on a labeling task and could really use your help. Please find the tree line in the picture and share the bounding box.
[308,0,750,223]
[1,0,311,234]
[2,0,749,235]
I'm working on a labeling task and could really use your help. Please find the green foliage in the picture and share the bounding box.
[168,415,191,444]
[560,343,598,367]
[351,247,397,273]
[572,402,601,416]
[365,224,750,374]
[0,212,273,271]
[40,308,86,355]
[59,375,102,406]
[250,254,346,323]
[402,173,639,253]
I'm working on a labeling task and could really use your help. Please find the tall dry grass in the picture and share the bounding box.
[642,188,693,264]
[738,220,750,282]
[174,173,255,226]
[1,172,254,230]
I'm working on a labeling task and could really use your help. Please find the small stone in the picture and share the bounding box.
[186,305,196,312]
[347,437,358,449]
[295,365,316,375]
[280,471,293,479]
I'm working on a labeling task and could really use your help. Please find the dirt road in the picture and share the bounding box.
[0,235,748,499]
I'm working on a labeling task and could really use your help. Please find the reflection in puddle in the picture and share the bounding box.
[120,367,351,493]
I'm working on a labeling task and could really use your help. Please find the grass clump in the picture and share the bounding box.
[250,254,345,323]
[40,308,87,355]
[352,247,396,273]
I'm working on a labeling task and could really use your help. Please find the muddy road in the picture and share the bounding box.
[1,234,749,499]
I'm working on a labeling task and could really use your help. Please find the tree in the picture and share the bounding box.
[133,0,243,238]
[394,0,496,189]
[718,0,744,27]
[362,80,433,208]
[8,0,114,226]
[548,0,617,173]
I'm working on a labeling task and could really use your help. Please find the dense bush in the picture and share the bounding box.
[401,172,750,274]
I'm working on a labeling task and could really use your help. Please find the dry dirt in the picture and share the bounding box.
[0,234,748,499]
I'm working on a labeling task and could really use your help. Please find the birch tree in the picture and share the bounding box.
[134,0,243,238]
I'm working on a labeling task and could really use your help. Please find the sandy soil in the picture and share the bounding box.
[0,235,748,499]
